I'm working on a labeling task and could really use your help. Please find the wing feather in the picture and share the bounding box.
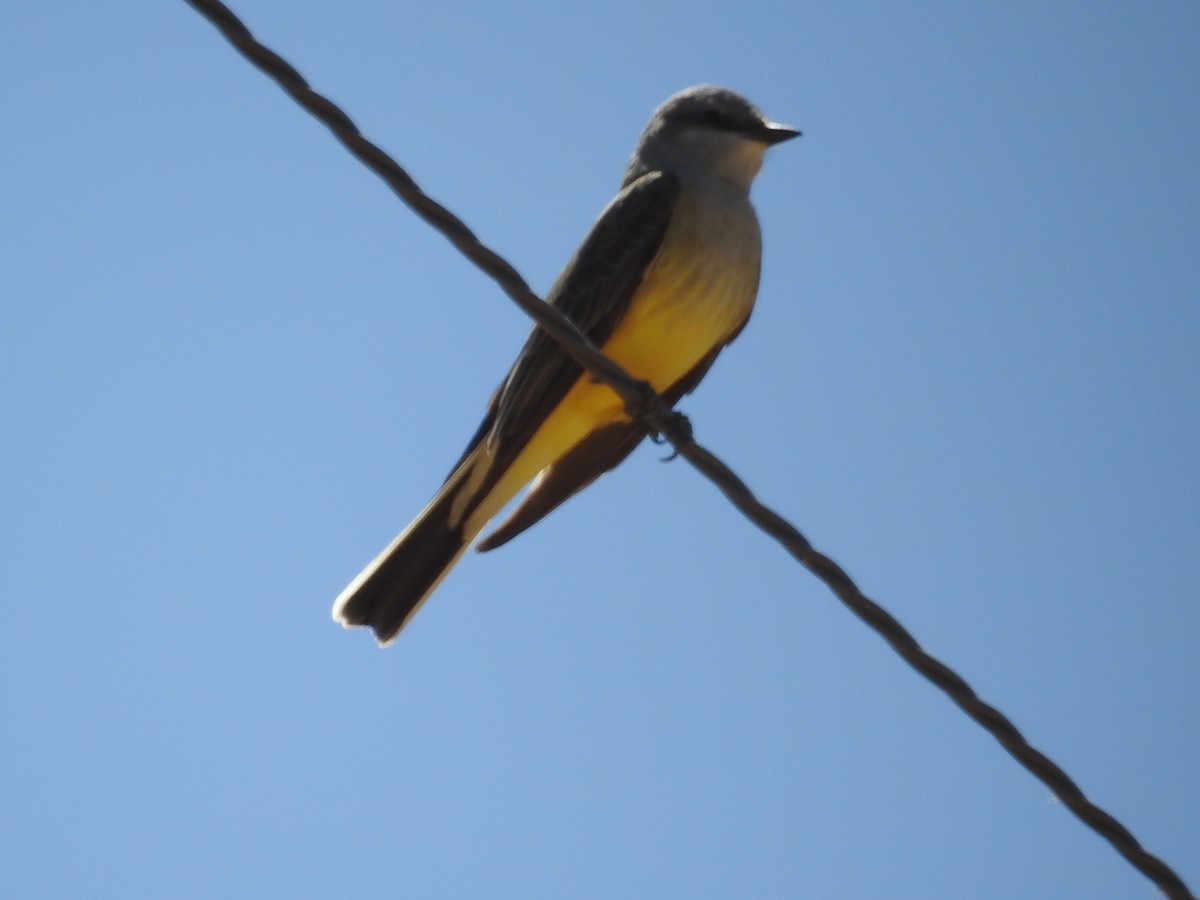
[446,171,682,480]
[475,343,729,551]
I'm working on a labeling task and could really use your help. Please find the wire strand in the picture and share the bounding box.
[182,2,1196,897]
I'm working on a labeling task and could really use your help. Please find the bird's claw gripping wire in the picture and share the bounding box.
[649,409,693,460]
[622,380,694,460]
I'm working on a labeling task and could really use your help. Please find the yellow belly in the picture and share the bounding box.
[476,265,754,520]
[462,184,762,534]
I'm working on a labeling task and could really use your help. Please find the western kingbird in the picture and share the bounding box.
[334,85,799,645]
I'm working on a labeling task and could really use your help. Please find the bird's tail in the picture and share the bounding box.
[333,450,493,645]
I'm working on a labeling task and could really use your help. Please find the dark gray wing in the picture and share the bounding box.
[475,342,732,552]
[447,170,682,480]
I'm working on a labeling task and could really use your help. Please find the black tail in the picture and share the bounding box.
[333,474,474,645]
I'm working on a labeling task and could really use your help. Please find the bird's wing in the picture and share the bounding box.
[475,342,728,552]
[474,421,642,552]
[447,170,682,478]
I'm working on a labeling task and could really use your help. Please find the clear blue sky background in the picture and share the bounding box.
[2,2,1197,898]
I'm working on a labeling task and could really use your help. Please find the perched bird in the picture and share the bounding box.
[334,85,799,645]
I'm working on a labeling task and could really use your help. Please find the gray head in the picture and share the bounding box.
[626,85,800,190]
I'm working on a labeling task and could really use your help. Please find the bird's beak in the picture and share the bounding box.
[760,121,802,145]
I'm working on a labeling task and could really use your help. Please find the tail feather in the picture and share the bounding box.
[333,466,478,646]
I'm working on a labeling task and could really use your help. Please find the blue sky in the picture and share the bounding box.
[2,2,1197,897]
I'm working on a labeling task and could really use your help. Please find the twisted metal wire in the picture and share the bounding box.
[182,2,1196,897]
